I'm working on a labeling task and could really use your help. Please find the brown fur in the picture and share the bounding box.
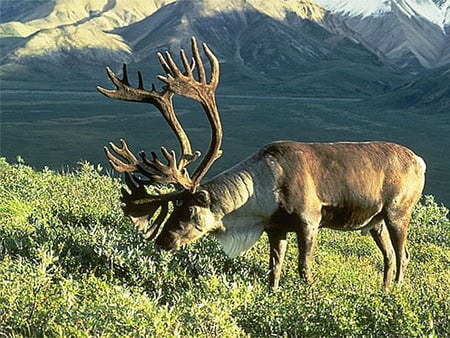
[261,141,425,289]
[155,141,425,290]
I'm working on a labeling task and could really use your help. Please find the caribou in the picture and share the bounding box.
[97,37,426,291]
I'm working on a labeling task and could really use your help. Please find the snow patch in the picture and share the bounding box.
[314,0,390,17]
[315,0,447,28]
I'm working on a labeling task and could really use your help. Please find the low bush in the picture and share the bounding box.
[1,158,449,337]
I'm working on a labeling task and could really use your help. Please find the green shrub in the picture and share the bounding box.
[0,158,449,337]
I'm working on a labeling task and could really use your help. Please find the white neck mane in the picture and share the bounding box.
[215,217,265,258]
[205,154,280,258]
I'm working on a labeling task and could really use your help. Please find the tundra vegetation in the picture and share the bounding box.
[0,157,449,337]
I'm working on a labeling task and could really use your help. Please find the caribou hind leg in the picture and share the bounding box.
[370,222,395,291]
[383,207,413,286]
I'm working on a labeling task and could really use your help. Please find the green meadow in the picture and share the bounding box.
[0,157,449,337]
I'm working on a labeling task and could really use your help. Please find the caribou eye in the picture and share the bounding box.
[195,190,210,207]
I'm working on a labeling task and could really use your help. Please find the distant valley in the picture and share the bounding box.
[2,88,449,206]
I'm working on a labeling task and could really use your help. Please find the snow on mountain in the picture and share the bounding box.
[314,0,390,17]
[238,0,326,22]
[316,0,450,70]
[316,0,447,27]
[408,0,447,27]
[444,0,450,30]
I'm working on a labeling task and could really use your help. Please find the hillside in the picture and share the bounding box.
[1,0,449,99]
[384,66,450,113]
[1,158,449,336]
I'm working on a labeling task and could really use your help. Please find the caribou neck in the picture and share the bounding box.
[201,152,281,258]
[204,152,280,218]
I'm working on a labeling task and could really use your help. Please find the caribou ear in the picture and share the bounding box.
[195,190,211,207]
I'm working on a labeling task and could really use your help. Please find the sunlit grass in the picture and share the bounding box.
[1,158,449,337]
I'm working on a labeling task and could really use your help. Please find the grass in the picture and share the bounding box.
[0,157,449,337]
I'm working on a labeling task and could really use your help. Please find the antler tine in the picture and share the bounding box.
[191,38,207,84]
[104,139,139,173]
[180,48,195,77]
[97,64,143,101]
[98,63,197,172]
[104,140,160,186]
[142,202,169,241]
[120,173,182,239]
[202,42,220,89]
[137,70,144,89]
[121,63,130,85]
[157,37,223,191]
[138,147,195,190]
[111,138,138,165]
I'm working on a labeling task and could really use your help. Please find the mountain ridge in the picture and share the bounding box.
[1,0,448,70]
[0,0,448,106]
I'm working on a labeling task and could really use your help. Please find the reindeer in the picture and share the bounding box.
[97,37,426,291]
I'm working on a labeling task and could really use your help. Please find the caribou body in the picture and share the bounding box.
[98,38,426,290]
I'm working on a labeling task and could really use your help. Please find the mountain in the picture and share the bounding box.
[316,0,450,71]
[1,0,449,205]
[106,0,412,98]
[376,65,450,113]
[0,0,448,99]
[0,0,174,81]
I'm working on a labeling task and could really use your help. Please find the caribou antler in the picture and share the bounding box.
[97,63,199,171]
[97,37,222,240]
[158,37,223,190]
[120,173,188,241]
[103,138,197,189]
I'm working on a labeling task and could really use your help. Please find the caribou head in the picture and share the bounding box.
[97,37,224,251]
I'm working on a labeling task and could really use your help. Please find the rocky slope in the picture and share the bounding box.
[317,0,450,71]
[0,0,448,100]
